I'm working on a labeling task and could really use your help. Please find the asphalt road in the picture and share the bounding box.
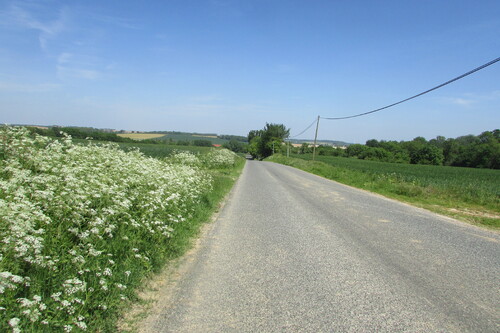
[143,160,500,332]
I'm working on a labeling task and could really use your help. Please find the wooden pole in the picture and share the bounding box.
[312,115,320,161]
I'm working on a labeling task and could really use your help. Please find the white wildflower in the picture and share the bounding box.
[9,317,20,327]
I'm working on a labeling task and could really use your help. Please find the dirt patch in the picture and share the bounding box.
[447,208,500,219]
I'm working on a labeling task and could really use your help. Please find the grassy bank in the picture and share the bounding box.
[0,127,244,332]
[267,154,499,229]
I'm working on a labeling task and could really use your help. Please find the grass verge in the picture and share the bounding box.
[266,154,499,230]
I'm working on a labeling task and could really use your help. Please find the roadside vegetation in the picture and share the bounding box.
[0,126,244,332]
[292,129,499,169]
[267,154,499,229]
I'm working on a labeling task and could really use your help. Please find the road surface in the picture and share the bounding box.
[142,160,499,332]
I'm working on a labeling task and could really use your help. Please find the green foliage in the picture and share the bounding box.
[0,127,244,332]
[300,142,312,154]
[217,135,247,142]
[443,131,500,168]
[193,139,214,147]
[247,123,290,159]
[247,136,261,158]
[26,126,135,143]
[339,130,498,169]
[223,139,247,153]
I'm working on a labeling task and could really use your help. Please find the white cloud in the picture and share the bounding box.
[447,97,475,106]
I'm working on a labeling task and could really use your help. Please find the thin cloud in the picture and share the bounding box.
[443,90,500,107]
[447,97,475,106]
[56,52,107,80]
[58,52,72,64]
[6,3,69,51]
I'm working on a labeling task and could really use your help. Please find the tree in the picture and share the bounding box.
[247,123,290,159]
[366,139,380,148]
[223,139,246,153]
[299,143,311,154]
[247,136,261,158]
[346,144,367,158]
[247,130,263,143]
[193,139,213,147]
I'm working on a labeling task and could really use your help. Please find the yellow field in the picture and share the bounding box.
[193,134,218,138]
[117,133,166,140]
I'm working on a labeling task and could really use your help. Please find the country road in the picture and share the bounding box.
[141,160,500,332]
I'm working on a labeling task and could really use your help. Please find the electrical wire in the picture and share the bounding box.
[289,118,318,138]
[322,57,500,120]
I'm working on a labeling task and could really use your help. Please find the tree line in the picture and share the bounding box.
[27,126,136,143]
[245,123,498,169]
[313,129,499,169]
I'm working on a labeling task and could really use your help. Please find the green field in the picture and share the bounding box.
[154,132,229,144]
[267,154,499,229]
[116,133,167,140]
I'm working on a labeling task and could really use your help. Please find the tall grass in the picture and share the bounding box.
[268,154,499,228]
[0,127,243,332]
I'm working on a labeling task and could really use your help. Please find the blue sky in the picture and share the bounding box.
[0,0,499,143]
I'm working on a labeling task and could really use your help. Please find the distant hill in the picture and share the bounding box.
[130,132,246,144]
[288,138,352,147]
[12,124,248,144]
[149,132,228,144]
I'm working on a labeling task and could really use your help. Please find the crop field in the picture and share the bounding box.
[268,154,499,228]
[0,127,243,332]
[155,133,228,144]
[298,154,499,198]
[116,133,167,140]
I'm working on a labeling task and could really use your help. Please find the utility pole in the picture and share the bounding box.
[287,140,290,157]
[272,142,275,155]
[312,115,320,161]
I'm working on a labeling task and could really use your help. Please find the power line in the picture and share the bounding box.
[289,118,318,138]
[322,56,500,120]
